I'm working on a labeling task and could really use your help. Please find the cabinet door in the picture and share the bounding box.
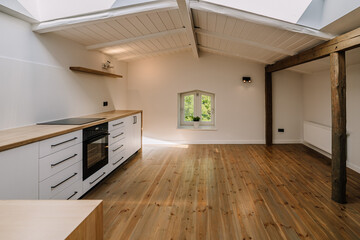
[0,143,39,199]
[132,113,142,152]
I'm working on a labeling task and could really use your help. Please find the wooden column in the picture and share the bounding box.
[265,71,273,146]
[330,51,347,203]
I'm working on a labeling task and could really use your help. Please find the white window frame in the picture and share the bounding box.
[178,90,215,127]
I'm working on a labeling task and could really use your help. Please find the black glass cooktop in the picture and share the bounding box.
[38,118,106,125]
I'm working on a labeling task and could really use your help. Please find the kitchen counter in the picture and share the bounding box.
[0,200,102,240]
[0,110,142,152]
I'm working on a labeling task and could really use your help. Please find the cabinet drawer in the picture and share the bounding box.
[109,138,126,160]
[109,118,126,131]
[39,143,82,182]
[109,127,126,146]
[110,150,127,172]
[39,131,82,158]
[51,180,83,200]
[39,162,82,199]
[83,164,109,193]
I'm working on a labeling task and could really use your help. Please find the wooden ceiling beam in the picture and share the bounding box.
[116,45,191,61]
[86,28,186,50]
[198,46,271,64]
[176,0,199,58]
[266,27,360,73]
[32,1,178,33]
[195,28,296,56]
[191,1,335,40]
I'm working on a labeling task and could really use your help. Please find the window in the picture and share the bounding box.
[179,90,215,127]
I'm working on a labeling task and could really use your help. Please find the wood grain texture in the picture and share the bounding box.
[84,144,360,240]
[266,27,360,73]
[330,51,347,203]
[69,67,123,78]
[265,71,272,146]
[0,200,103,240]
[0,110,142,152]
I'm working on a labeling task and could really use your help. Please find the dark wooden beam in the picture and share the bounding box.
[265,71,273,146]
[266,27,360,73]
[330,51,347,204]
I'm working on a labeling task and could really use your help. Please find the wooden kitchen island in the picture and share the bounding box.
[0,200,103,240]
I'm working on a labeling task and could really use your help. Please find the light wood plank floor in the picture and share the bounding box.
[83,144,360,240]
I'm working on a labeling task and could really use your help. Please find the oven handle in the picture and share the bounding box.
[84,132,110,143]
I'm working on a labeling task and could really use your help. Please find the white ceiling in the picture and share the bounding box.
[2,0,359,71]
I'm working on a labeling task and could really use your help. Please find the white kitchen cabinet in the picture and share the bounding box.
[127,113,142,158]
[39,130,82,158]
[0,143,39,199]
[39,161,82,199]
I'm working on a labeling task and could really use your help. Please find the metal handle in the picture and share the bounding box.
[51,173,78,190]
[112,144,124,152]
[112,132,124,139]
[133,116,137,124]
[51,154,78,167]
[112,122,124,127]
[113,157,124,166]
[67,191,78,200]
[90,172,106,185]
[51,137,77,148]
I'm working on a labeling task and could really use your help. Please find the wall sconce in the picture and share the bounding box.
[242,76,252,83]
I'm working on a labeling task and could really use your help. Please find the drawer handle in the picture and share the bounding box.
[67,191,78,200]
[51,173,78,190]
[90,172,106,185]
[51,137,78,148]
[113,157,124,166]
[51,154,78,167]
[112,132,124,139]
[112,122,124,127]
[112,145,124,152]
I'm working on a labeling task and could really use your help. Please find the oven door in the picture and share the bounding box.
[83,133,109,180]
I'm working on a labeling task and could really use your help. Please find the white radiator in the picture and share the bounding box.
[303,121,332,154]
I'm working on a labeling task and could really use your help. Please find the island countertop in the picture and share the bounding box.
[0,200,103,240]
[0,110,142,152]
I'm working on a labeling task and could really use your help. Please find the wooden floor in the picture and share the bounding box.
[83,144,360,240]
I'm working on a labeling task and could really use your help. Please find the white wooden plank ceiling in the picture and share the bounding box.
[33,0,335,64]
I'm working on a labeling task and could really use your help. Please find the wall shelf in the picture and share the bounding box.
[69,67,123,78]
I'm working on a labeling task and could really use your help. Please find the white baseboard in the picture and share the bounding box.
[273,139,303,144]
[144,137,304,145]
[144,139,266,145]
[347,162,360,174]
[303,142,332,159]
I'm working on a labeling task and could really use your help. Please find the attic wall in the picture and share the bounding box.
[303,62,360,173]
[0,12,128,130]
[127,51,303,144]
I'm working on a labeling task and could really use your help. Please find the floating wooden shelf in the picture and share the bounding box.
[69,67,123,78]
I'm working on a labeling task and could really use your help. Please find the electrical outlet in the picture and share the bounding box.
[103,101,108,107]
[278,128,285,133]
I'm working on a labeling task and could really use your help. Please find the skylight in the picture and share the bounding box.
[202,0,313,23]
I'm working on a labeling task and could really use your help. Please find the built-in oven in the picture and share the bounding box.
[83,122,109,180]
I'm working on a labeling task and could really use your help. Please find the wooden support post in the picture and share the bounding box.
[330,51,347,203]
[265,71,273,146]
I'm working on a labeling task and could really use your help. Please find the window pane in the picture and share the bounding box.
[201,95,212,122]
[184,94,194,122]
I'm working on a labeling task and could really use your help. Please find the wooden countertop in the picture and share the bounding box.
[0,110,142,152]
[0,200,103,240]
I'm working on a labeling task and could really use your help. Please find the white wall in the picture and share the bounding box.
[273,70,303,143]
[127,51,303,144]
[0,12,128,130]
[302,62,360,173]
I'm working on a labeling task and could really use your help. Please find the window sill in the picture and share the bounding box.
[177,126,217,131]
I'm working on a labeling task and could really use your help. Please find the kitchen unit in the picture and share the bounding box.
[0,110,142,200]
[0,200,103,240]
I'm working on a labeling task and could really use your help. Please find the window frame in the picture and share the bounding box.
[178,90,215,127]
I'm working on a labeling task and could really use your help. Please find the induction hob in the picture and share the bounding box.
[37,118,106,125]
